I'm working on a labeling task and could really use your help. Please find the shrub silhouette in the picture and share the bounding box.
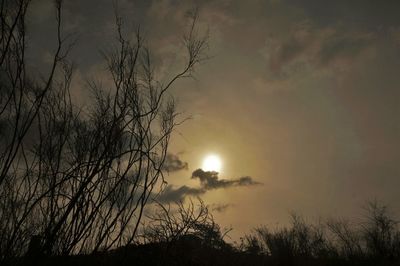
[362,201,400,259]
[240,201,400,265]
[244,213,335,260]
[142,199,230,251]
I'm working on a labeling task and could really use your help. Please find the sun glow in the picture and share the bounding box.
[202,154,222,172]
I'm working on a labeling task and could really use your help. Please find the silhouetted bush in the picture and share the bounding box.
[142,199,231,251]
[362,201,400,259]
[243,213,335,260]
[240,201,400,265]
[327,217,364,259]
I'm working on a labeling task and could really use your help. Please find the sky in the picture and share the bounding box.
[28,0,400,240]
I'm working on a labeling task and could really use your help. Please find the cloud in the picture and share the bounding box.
[191,169,261,190]
[265,23,375,75]
[162,153,188,172]
[156,169,261,203]
[211,203,232,213]
[157,185,205,203]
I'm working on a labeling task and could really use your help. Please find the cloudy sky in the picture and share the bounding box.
[29,0,400,239]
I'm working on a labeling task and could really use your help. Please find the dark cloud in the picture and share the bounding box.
[162,153,188,172]
[157,169,261,203]
[318,34,372,66]
[287,0,400,28]
[157,185,204,203]
[191,169,261,190]
[267,23,374,75]
[211,203,232,213]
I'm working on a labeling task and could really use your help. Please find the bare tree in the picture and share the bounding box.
[142,199,229,250]
[0,0,207,261]
[361,200,400,259]
[0,0,69,260]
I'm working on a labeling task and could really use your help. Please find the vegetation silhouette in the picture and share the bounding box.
[0,0,206,264]
[8,199,400,266]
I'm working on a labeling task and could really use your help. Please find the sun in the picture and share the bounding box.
[202,154,222,172]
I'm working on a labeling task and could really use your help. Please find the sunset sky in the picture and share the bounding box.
[28,0,400,240]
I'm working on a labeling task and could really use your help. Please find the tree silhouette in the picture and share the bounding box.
[0,0,207,261]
